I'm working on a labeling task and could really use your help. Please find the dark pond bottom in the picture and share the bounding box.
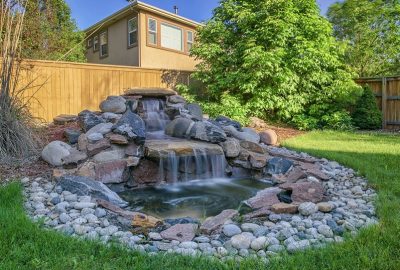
[118,178,271,220]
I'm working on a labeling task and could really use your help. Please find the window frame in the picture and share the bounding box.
[127,16,138,48]
[147,18,157,46]
[186,30,194,52]
[87,37,93,49]
[160,22,184,52]
[99,31,108,58]
[93,35,99,52]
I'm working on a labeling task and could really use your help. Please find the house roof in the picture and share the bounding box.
[84,0,203,34]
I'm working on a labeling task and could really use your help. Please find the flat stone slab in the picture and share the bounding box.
[246,187,282,210]
[145,139,224,159]
[160,223,198,242]
[200,209,238,234]
[124,87,177,97]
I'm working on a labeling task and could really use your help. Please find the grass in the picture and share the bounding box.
[1,131,399,269]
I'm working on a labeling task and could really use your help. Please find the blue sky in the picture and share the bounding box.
[65,0,340,30]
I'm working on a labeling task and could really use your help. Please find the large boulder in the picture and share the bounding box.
[219,137,241,158]
[189,121,227,143]
[259,129,278,145]
[186,103,203,121]
[267,157,293,175]
[93,149,126,163]
[94,160,128,184]
[112,101,146,145]
[41,141,72,166]
[224,125,260,143]
[280,182,324,203]
[78,110,105,132]
[246,187,282,210]
[99,96,127,114]
[57,175,128,207]
[165,117,194,138]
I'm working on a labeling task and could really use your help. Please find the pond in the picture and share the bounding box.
[118,178,272,220]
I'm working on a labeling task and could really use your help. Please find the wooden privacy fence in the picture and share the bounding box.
[356,76,400,129]
[18,59,192,122]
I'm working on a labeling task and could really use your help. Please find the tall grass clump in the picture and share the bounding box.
[0,0,38,160]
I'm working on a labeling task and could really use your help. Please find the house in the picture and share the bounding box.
[84,1,202,71]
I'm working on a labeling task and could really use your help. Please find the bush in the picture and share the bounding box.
[352,85,382,130]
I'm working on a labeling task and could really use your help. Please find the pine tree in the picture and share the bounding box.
[352,86,382,130]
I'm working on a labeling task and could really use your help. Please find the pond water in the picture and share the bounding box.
[118,178,272,220]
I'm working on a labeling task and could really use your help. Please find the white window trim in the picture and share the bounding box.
[99,31,108,57]
[160,22,183,52]
[148,18,157,45]
[128,17,138,47]
[187,30,194,52]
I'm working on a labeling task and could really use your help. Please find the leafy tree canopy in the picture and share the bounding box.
[21,0,85,62]
[328,0,400,77]
[190,0,360,127]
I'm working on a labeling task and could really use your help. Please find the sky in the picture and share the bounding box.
[65,0,340,30]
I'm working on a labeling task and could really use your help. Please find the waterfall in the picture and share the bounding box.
[141,98,171,138]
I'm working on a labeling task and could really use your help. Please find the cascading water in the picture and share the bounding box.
[141,98,171,139]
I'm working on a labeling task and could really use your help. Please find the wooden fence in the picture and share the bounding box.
[18,59,192,122]
[356,76,400,129]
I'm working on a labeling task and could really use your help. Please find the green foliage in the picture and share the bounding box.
[328,0,400,77]
[352,86,382,130]
[190,0,360,130]
[21,0,86,62]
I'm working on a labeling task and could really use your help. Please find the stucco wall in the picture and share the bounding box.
[86,13,139,67]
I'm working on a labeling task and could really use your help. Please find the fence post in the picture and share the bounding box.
[381,77,387,129]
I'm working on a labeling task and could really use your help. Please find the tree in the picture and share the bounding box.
[190,0,360,128]
[21,0,85,62]
[328,0,400,77]
[352,85,382,130]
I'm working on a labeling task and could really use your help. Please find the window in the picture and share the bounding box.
[128,17,138,47]
[187,31,194,51]
[93,35,99,52]
[87,38,93,49]
[99,31,108,57]
[161,23,183,51]
[148,18,157,45]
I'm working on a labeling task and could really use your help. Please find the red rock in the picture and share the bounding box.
[259,129,278,145]
[94,160,127,184]
[76,161,96,178]
[249,152,268,169]
[78,134,88,151]
[246,187,281,209]
[160,223,198,242]
[280,182,324,203]
[271,167,307,184]
[131,159,163,185]
[298,162,330,181]
[271,203,298,214]
[87,139,110,156]
[108,134,128,145]
[200,209,239,234]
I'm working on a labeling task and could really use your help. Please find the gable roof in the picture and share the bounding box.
[84,0,203,34]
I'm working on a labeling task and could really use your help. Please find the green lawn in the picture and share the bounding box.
[1,131,399,269]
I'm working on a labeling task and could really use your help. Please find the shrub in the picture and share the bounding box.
[352,85,382,130]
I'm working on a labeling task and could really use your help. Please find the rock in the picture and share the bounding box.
[287,240,310,253]
[86,123,113,136]
[280,182,324,203]
[53,114,77,125]
[62,150,88,168]
[271,203,298,214]
[214,116,242,131]
[99,96,127,114]
[223,126,260,143]
[168,95,186,104]
[102,112,121,122]
[223,224,242,237]
[186,103,203,121]
[78,134,88,151]
[41,141,72,166]
[78,110,105,132]
[200,209,239,234]
[165,118,194,138]
[164,217,200,226]
[76,161,96,178]
[246,187,281,210]
[94,160,128,184]
[317,225,334,238]
[160,223,198,242]
[271,167,307,184]
[248,152,268,169]
[189,121,227,143]
[267,158,293,175]
[231,232,255,249]
[64,129,81,144]
[298,202,318,216]
[59,213,71,223]
[93,149,126,163]
[241,223,260,233]
[74,202,96,210]
[125,143,144,157]
[298,162,330,181]
[250,236,267,251]
[131,159,164,185]
[87,133,104,143]
[87,139,111,156]
[108,134,128,145]
[112,102,146,145]
[57,175,127,207]
[125,156,140,167]
[317,202,334,213]
[219,137,241,158]
[125,87,177,97]
[95,208,107,218]
[259,130,278,145]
